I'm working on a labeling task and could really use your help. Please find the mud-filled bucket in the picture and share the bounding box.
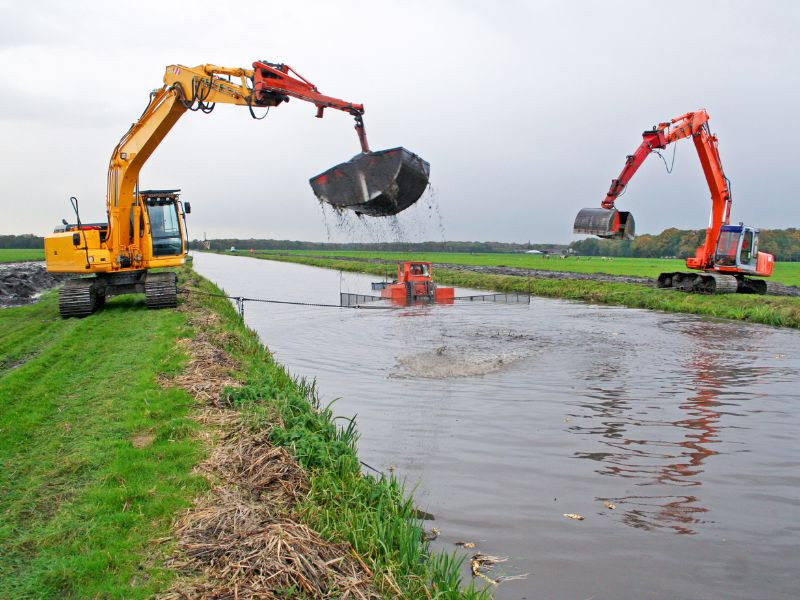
[573,208,635,240]
[309,147,430,217]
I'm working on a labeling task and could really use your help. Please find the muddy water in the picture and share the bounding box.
[193,253,800,600]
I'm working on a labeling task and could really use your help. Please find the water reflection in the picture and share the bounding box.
[572,322,767,534]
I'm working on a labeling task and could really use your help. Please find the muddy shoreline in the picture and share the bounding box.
[0,261,68,307]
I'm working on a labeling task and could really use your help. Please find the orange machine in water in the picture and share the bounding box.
[372,262,454,305]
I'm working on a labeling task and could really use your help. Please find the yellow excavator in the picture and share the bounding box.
[45,59,430,317]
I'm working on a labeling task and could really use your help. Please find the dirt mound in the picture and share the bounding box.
[0,262,68,307]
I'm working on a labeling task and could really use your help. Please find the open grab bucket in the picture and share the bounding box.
[573,208,635,240]
[309,147,430,217]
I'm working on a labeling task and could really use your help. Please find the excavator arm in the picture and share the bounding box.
[50,59,430,278]
[105,61,379,268]
[573,109,774,291]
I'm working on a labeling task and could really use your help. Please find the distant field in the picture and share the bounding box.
[243,253,800,328]
[254,250,800,287]
[0,248,44,263]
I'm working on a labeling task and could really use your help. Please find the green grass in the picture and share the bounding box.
[245,253,800,329]
[0,248,44,263]
[0,287,204,598]
[1,270,488,598]
[249,249,800,287]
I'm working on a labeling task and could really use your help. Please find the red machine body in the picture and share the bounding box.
[378,262,454,305]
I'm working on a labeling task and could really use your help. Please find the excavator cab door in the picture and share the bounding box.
[714,225,758,270]
[739,227,757,267]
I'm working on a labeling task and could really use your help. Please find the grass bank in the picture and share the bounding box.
[0,267,487,598]
[250,249,800,287]
[0,248,45,263]
[245,253,800,329]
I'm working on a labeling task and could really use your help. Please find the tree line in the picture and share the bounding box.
[190,239,553,253]
[568,228,800,261]
[0,234,44,249]
[6,229,800,260]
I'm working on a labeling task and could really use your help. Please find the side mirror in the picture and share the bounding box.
[184,202,191,214]
[72,233,81,245]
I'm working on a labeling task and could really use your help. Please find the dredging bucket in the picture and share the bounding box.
[309,147,430,217]
[573,208,635,240]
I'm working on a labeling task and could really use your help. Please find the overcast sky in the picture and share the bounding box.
[1,0,797,244]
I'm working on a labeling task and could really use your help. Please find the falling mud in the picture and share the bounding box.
[315,184,445,244]
[423,184,446,241]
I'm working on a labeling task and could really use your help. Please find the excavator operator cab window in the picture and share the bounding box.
[410,263,429,277]
[145,198,182,256]
[715,227,742,267]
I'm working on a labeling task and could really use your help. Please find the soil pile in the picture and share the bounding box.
[0,262,67,307]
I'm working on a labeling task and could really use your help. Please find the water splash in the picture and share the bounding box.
[390,345,525,379]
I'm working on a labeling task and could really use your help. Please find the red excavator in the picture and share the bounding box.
[574,110,775,294]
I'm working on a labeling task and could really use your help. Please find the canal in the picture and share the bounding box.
[194,252,800,600]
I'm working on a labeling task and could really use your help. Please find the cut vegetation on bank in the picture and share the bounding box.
[238,252,800,329]
[0,266,488,599]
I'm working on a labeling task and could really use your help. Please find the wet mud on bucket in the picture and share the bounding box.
[309,147,431,217]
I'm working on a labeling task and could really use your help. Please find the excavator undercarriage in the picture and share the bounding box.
[57,271,178,318]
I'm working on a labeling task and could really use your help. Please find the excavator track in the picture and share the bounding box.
[59,278,103,318]
[657,271,739,294]
[144,272,178,309]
